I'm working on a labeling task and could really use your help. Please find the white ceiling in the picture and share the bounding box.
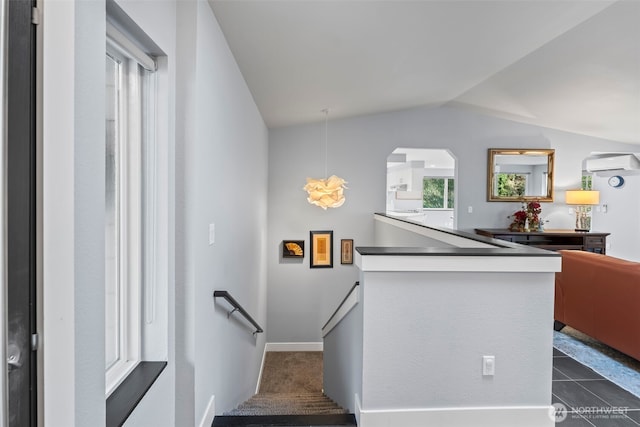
[209,0,640,144]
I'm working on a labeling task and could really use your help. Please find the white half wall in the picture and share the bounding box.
[324,218,558,426]
[360,271,555,410]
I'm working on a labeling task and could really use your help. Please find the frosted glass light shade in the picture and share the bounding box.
[565,190,600,205]
[303,175,347,209]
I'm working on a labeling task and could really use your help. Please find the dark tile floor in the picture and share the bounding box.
[553,348,640,426]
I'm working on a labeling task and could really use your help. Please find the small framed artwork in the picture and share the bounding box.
[310,230,333,268]
[282,240,304,258]
[341,239,354,265]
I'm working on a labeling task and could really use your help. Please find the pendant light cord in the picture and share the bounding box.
[323,108,329,179]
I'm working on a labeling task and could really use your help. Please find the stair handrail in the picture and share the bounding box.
[322,281,360,332]
[213,290,264,335]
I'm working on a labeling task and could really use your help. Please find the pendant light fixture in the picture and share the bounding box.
[303,109,347,209]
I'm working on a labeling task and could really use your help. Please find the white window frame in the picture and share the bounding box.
[422,177,455,210]
[105,30,157,396]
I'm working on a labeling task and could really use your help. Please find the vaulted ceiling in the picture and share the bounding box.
[209,0,639,144]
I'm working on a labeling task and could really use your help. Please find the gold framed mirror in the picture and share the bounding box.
[487,148,554,202]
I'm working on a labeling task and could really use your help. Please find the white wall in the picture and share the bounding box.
[268,105,640,343]
[177,0,269,421]
[550,135,639,260]
[322,287,363,414]
[42,1,105,425]
[592,173,640,261]
[42,0,268,426]
[361,271,554,410]
[43,0,178,425]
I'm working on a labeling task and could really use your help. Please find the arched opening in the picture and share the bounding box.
[386,148,457,229]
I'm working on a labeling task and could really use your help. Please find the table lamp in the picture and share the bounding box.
[565,190,600,232]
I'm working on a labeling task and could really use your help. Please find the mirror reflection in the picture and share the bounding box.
[386,148,456,229]
[488,149,554,202]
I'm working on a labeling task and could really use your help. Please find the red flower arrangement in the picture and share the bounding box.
[508,200,542,231]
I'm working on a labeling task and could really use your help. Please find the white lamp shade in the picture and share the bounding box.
[565,190,600,205]
[304,175,347,209]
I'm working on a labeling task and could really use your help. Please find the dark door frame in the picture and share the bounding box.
[6,0,38,425]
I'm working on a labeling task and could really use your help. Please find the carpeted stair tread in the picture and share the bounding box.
[242,394,343,403]
[235,401,344,409]
[259,352,323,394]
[225,393,348,416]
[215,351,355,425]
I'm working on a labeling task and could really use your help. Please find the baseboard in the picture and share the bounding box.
[198,395,215,427]
[256,345,268,394]
[355,398,554,427]
[354,394,362,427]
[264,342,323,352]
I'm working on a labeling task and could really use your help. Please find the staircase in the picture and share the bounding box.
[212,393,356,426]
[224,392,349,416]
[212,351,356,426]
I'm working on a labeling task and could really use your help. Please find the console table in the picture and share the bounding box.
[474,228,609,254]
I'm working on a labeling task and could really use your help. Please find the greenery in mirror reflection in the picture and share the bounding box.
[497,173,526,197]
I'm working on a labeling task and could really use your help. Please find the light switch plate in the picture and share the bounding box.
[209,223,215,245]
[483,355,495,376]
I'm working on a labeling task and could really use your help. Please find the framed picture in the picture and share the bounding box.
[341,239,353,265]
[310,230,333,268]
[282,240,304,258]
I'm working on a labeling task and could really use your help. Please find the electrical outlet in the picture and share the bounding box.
[468,206,473,214]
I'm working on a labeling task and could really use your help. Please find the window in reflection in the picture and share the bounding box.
[387,148,456,229]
